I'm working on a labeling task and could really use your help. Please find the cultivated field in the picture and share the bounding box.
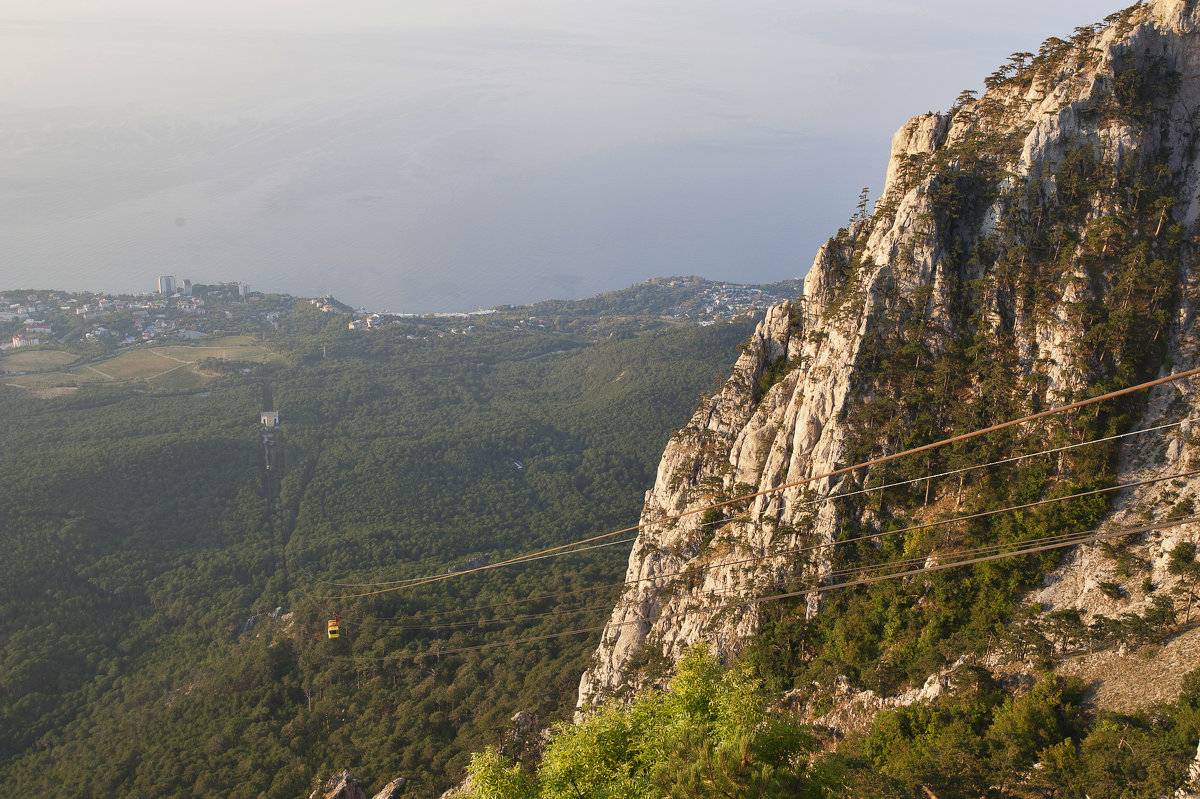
[1,337,280,397]
[1,369,103,398]
[2,349,77,372]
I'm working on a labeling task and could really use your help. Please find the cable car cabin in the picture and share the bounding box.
[327,617,339,639]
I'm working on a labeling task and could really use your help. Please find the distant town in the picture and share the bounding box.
[1,275,803,356]
[0,277,290,353]
[341,277,797,332]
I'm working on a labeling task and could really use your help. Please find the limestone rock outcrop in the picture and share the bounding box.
[370,777,407,799]
[308,771,406,799]
[1178,739,1200,798]
[579,0,1200,710]
[309,770,366,799]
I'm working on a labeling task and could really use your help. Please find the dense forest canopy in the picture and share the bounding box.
[0,290,758,797]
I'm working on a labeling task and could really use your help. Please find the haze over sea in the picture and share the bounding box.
[3,1,1115,313]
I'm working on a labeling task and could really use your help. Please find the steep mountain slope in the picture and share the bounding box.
[579,0,1200,733]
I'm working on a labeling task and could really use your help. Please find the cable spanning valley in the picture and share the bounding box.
[320,512,1200,664]
[313,368,1200,600]
[345,468,1199,635]
[307,368,1200,663]
[313,418,1194,597]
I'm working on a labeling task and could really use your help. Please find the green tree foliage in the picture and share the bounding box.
[831,667,1200,797]
[1168,541,1200,622]
[0,308,756,796]
[466,645,819,799]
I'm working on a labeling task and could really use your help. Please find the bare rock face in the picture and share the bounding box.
[1179,739,1200,799]
[309,771,406,799]
[438,778,474,799]
[309,770,367,799]
[369,777,407,799]
[798,656,970,740]
[578,0,1200,710]
[1054,626,1200,712]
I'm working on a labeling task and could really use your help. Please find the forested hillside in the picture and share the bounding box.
[459,2,1200,797]
[0,298,755,796]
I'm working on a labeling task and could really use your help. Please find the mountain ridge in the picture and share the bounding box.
[569,4,1200,792]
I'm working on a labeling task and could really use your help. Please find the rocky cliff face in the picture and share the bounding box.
[307,771,406,799]
[579,0,1200,709]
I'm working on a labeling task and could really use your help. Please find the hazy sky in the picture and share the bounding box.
[2,1,1120,311]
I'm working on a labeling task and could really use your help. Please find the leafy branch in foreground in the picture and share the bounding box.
[466,644,823,799]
